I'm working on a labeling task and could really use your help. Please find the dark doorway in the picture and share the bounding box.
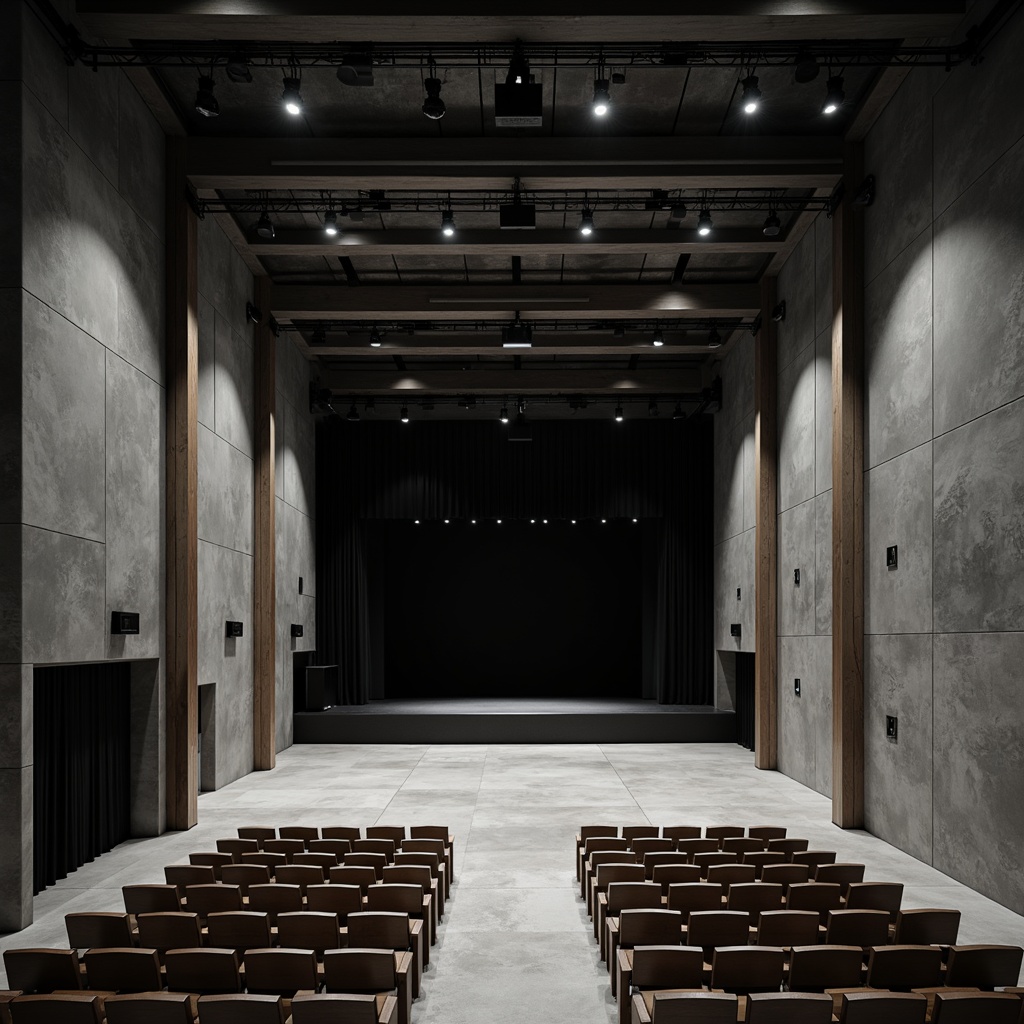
[735,652,755,751]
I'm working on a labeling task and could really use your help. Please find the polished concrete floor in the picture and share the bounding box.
[3,743,1024,1016]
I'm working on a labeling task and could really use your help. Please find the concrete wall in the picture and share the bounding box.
[860,11,1024,914]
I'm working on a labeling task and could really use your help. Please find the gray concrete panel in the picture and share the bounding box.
[777,498,816,638]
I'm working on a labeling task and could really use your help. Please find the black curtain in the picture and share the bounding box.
[317,417,714,705]
[735,652,756,751]
[33,663,132,893]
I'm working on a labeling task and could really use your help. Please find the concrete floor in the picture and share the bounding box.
[3,743,1024,1016]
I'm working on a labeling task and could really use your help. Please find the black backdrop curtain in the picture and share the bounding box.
[317,417,714,705]
[33,663,131,893]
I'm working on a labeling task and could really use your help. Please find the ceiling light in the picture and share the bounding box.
[673,403,686,421]
[614,404,624,423]
[194,75,219,117]
[225,53,252,83]
[592,78,611,116]
[740,75,761,115]
[497,519,502,524]
[444,519,450,524]
[441,209,456,236]
[369,327,382,347]
[346,404,360,422]
[499,405,510,424]
[282,76,303,116]
[503,312,532,347]
[423,77,446,119]
[256,211,275,240]
[652,329,664,347]
[323,210,339,236]
[708,329,723,349]
[697,208,713,236]
[822,76,845,115]
[400,406,409,422]
[580,208,595,236]
[762,211,781,237]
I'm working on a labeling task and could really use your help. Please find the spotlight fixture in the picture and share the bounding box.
[499,405,510,424]
[255,211,275,240]
[579,208,595,236]
[772,300,787,322]
[346,404,360,422]
[697,208,713,236]
[194,75,219,117]
[282,76,303,116]
[614,404,624,423]
[400,406,409,423]
[592,78,611,116]
[672,403,686,421]
[652,329,664,347]
[441,209,456,236]
[323,210,339,236]
[762,210,781,237]
[422,77,446,119]
[225,53,252,83]
[822,76,845,115]
[740,74,761,114]
[794,50,819,83]
[369,327,382,347]
[245,302,262,325]
[708,329,723,349]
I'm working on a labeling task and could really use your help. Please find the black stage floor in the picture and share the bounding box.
[293,698,736,744]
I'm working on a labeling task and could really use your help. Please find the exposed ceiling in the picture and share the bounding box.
[67,0,990,420]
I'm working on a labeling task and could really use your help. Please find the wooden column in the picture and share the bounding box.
[754,275,779,769]
[253,276,277,771]
[165,138,199,830]
[831,143,866,828]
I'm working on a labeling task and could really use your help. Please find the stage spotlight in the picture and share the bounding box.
[441,209,456,236]
[499,405,510,424]
[632,518,638,523]
[652,329,664,347]
[592,78,611,116]
[369,327,382,347]
[471,519,477,524]
[282,76,304,116]
[614,404,624,422]
[571,519,576,524]
[763,210,781,237]
[580,208,595,236]
[346,404,360,422]
[255,211,275,240]
[414,519,420,524]
[226,53,253,83]
[497,518,502,524]
[601,518,607,523]
[697,208,713,236]
[194,75,219,117]
[794,50,819,83]
[822,76,845,115]
[400,406,410,423]
[444,519,450,524]
[323,210,339,236]
[740,74,761,114]
[422,77,446,119]
[708,328,723,349]
[673,403,686,421]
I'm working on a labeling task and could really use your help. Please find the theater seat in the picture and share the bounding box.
[3,950,82,994]
[290,992,396,1024]
[8,994,102,1024]
[632,990,737,1024]
[104,993,194,1024]
[745,992,832,1023]
[197,993,288,1024]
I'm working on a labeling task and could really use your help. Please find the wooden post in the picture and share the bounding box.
[253,276,277,771]
[831,143,866,829]
[754,275,779,769]
[165,138,199,830]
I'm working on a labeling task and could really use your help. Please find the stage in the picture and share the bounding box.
[293,698,736,744]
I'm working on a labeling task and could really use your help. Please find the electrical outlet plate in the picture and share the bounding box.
[886,715,898,741]
[887,545,898,570]
[736,587,741,600]
[794,678,801,696]
[794,568,800,586]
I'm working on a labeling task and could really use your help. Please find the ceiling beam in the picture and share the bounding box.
[187,136,843,192]
[270,283,761,320]
[324,367,704,395]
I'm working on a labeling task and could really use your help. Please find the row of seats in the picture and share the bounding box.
[577,824,1024,1023]
[1,824,455,1024]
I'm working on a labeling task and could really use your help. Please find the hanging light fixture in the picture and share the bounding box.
[822,76,845,115]
[579,208,595,236]
[194,75,219,117]
[740,74,762,114]
[323,210,339,236]
[592,78,611,116]
[422,75,446,119]
[614,404,625,423]
[255,211,275,240]
[697,208,714,236]
[282,75,303,116]
[441,209,456,236]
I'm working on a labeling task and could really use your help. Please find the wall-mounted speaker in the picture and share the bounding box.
[291,623,304,638]
[110,611,140,635]
[730,623,742,638]
[226,621,244,638]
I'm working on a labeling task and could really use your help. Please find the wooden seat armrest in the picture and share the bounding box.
[378,994,398,1024]
[395,951,413,975]
[631,993,651,1024]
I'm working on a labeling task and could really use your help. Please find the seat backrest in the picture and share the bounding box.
[726,882,784,921]
[706,864,757,889]
[579,825,618,842]
[787,945,864,992]
[277,912,342,953]
[643,853,690,879]
[243,948,319,996]
[309,840,352,859]
[705,826,744,843]
[393,852,440,876]
[104,993,194,1024]
[747,827,787,842]
[792,850,838,869]
[591,851,637,873]
[164,948,242,995]
[945,945,1024,989]
[185,884,243,918]
[400,838,446,858]
[306,884,363,920]
[838,991,927,1024]
[365,884,423,917]
[685,911,750,950]
[216,839,260,859]
[280,827,320,846]
[64,912,133,950]
[631,838,673,859]
[755,910,820,948]
[767,838,809,856]
[618,909,684,948]
[290,993,382,1024]
[930,992,1024,1024]
[742,852,787,877]
[293,853,338,870]
[206,911,273,953]
[3,950,82,994]
[322,949,396,992]
[123,884,181,915]
[136,912,203,953]
[82,948,162,993]
[275,865,325,892]
[347,912,411,951]
[197,993,286,1024]
[622,826,660,841]
[595,863,645,891]
[237,827,276,846]
[352,839,396,861]
[247,884,303,919]
[382,865,433,891]
[865,945,944,990]
[164,865,217,895]
[893,908,961,946]
[329,866,378,893]
[787,883,842,920]
[845,882,904,919]
[8,994,101,1024]
[760,864,809,889]
[745,992,832,1024]
[814,863,865,893]
[661,827,701,842]
[322,827,361,842]
[666,882,723,916]
[241,852,288,875]
[366,827,406,845]
[722,838,766,855]
[583,837,629,858]
[676,838,718,858]
[264,839,305,858]
[693,852,739,876]
[189,853,233,879]
[344,853,387,880]
[651,991,736,1024]
[606,882,662,913]
[408,826,449,843]
[630,945,703,989]
[825,909,891,947]
[710,945,786,993]
[221,864,272,894]
[652,864,701,893]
